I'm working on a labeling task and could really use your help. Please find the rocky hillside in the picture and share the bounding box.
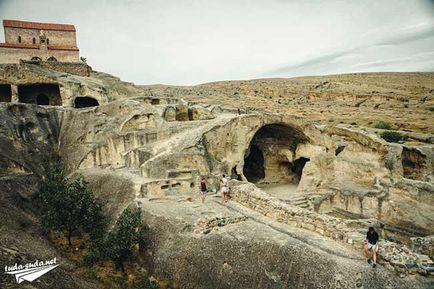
[1,64,433,289]
[141,72,434,133]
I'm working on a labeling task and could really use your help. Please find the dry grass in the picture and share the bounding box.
[141,72,434,133]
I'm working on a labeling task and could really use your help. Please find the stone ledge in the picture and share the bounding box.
[229,180,434,276]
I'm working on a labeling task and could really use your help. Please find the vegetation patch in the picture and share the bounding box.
[37,155,171,289]
[374,120,392,130]
[381,131,405,143]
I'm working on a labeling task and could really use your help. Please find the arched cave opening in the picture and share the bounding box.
[243,124,309,188]
[0,84,12,102]
[17,84,62,106]
[74,96,99,108]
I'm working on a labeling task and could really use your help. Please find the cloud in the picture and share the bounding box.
[1,0,433,84]
[268,21,434,77]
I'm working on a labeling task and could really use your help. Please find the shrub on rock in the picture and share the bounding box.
[374,120,392,130]
[381,131,404,143]
[37,155,106,245]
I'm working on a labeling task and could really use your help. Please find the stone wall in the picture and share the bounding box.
[20,60,91,77]
[229,181,434,275]
[0,46,79,63]
[5,27,77,46]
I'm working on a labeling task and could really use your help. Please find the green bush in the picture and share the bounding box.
[38,155,106,245]
[84,207,147,272]
[373,120,391,130]
[105,207,144,271]
[381,131,404,143]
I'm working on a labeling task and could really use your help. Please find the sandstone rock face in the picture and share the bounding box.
[0,65,433,288]
[0,102,59,176]
[140,194,431,289]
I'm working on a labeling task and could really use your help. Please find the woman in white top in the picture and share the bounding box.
[220,174,229,204]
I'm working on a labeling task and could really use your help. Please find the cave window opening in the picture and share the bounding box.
[188,108,194,121]
[335,145,346,156]
[0,84,12,102]
[17,84,61,106]
[36,94,49,105]
[151,98,160,105]
[74,96,99,108]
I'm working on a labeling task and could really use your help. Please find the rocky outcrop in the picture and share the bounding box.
[0,63,144,107]
[139,194,431,289]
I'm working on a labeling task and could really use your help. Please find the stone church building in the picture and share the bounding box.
[0,19,79,63]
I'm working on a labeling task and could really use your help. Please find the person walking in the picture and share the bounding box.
[199,176,207,203]
[220,174,229,204]
[364,226,379,268]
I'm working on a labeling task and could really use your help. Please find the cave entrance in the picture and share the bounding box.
[243,144,265,183]
[292,157,310,183]
[243,124,309,187]
[17,84,62,106]
[0,84,12,102]
[402,147,427,180]
[74,96,99,108]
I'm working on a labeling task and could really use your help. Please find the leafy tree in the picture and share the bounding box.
[105,207,144,272]
[38,155,106,245]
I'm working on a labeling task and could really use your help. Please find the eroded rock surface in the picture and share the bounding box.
[0,64,433,288]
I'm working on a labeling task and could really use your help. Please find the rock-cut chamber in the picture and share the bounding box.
[243,124,309,186]
[17,83,62,106]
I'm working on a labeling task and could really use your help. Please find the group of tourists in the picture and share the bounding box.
[198,174,229,204]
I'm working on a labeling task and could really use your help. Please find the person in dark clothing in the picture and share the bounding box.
[364,226,379,268]
[199,177,207,203]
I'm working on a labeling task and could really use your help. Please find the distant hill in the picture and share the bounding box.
[140,72,434,133]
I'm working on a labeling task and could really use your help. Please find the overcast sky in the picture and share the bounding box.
[0,0,433,85]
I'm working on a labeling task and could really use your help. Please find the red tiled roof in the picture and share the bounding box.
[48,45,79,51]
[3,20,76,32]
[0,43,79,51]
[0,43,39,49]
